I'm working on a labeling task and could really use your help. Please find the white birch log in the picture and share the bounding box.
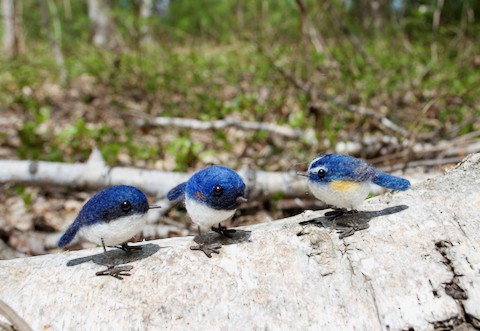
[0,154,479,330]
[0,149,309,199]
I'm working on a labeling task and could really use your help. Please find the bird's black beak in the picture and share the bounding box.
[236,196,248,203]
[149,205,162,209]
[296,171,309,177]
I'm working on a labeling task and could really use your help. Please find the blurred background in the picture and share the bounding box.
[1,0,479,258]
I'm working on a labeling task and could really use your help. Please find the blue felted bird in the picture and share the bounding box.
[299,154,410,237]
[167,165,247,257]
[58,185,160,278]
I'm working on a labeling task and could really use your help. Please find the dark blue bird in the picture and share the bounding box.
[58,185,160,279]
[167,165,247,257]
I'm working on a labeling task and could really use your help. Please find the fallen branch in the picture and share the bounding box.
[0,149,309,200]
[367,133,480,168]
[0,300,33,331]
[136,117,318,146]
[317,92,408,135]
[335,132,480,161]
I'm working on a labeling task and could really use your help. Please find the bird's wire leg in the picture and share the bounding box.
[325,208,346,230]
[190,226,222,258]
[95,238,134,280]
[101,238,107,253]
[211,223,236,238]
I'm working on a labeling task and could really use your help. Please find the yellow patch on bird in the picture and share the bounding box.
[330,180,361,192]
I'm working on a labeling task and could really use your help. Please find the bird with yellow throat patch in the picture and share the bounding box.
[298,154,411,238]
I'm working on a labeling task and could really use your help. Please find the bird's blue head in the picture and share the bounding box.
[301,154,376,184]
[186,165,246,210]
[78,185,152,225]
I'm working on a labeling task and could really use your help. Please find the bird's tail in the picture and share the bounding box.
[167,182,187,202]
[373,172,411,191]
[58,221,81,248]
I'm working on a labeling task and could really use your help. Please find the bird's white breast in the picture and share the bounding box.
[79,213,146,246]
[185,197,236,230]
[308,180,372,210]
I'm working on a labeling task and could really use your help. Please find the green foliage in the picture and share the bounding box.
[14,186,33,206]
[17,107,51,160]
[166,133,204,171]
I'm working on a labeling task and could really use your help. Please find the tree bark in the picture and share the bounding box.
[40,0,67,85]
[139,0,153,46]
[0,154,479,330]
[1,0,24,56]
[87,0,117,49]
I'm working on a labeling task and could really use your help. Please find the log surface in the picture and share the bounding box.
[1,154,479,331]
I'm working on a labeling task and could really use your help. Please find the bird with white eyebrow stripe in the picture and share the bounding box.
[298,154,411,237]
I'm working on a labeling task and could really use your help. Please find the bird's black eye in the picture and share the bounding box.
[121,200,132,212]
[317,169,327,179]
[213,185,223,196]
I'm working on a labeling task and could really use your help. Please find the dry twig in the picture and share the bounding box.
[136,116,318,145]
[0,300,33,331]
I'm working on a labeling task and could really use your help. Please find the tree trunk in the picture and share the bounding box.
[87,0,117,49]
[139,0,153,46]
[40,0,67,85]
[1,0,24,56]
[0,154,479,330]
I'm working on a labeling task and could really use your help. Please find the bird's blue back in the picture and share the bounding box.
[58,185,149,247]
[308,154,410,190]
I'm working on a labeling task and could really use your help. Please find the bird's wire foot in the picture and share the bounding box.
[113,242,143,252]
[336,222,370,239]
[211,224,236,238]
[190,243,222,258]
[299,208,348,227]
[95,264,134,280]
